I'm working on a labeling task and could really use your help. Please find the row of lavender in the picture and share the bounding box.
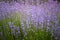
[0,0,48,5]
[0,0,60,40]
[0,0,60,5]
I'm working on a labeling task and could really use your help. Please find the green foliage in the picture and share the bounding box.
[24,27,54,40]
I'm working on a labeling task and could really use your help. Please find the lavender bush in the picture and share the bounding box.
[0,0,60,40]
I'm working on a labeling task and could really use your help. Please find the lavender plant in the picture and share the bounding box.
[0,0,60,40]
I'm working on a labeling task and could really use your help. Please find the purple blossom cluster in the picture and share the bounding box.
[8,22,20,38]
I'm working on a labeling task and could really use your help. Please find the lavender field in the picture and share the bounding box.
[0,0,60,40]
